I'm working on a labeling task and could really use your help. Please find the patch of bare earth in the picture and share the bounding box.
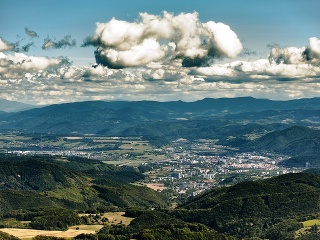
[145,183,167,191]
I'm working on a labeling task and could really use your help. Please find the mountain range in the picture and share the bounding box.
[0,97,320,135]
[1,97,320,153]
[2,96,320,113]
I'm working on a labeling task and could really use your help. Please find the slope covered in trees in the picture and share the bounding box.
[0,155,169,215]
[172,173,320,238]
[244,126,320,156]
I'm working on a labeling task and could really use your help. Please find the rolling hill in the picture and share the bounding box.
[0,159,85,191]
[244,126,320,156]
[1,97,320,135]
[0,155,169,214]
[173,172,320,238]
[94,172,320,239]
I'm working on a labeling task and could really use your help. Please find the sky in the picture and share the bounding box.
[1,0,320,105]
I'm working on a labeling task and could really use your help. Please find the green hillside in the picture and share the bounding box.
[3,156,320,239]
[173,173,320,238]
[0,155,169,215]
[0,159,85,191]
[245,126,320,156]
[279,155,320,168]
[76,173,320,239]
[94,210,237,240]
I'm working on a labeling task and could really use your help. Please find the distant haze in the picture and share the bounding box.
[0,99,35,112]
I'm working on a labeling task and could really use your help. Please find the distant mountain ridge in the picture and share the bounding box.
[1,97,320,135]
[3,96,320,114]
[0,99,35,112]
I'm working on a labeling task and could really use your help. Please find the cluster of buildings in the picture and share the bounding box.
[142,140,299,196]
[0,135,303,197]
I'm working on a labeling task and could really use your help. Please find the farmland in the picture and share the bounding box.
[0,211,133,239]
[0,133,167,166]
[0,226,101,239]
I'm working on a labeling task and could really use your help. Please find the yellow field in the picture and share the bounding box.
[0,225,103,239]
[0,211,134,239]
[302,219,320,227]
[79,211,134,225]
[295,219,320,238]
[103,212,134,225]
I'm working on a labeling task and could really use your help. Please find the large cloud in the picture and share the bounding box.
[194,37,320,82]
[2,55,320,106]
[195,59,320,82]
[83,12,243,68]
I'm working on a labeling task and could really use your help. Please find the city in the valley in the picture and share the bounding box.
[0,133,301,197]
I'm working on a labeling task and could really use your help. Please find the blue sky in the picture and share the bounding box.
[2,0,319,63]
[1,0,320,105]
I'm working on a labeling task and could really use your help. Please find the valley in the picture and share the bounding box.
[0,132,297,198]
[1,97,320,239]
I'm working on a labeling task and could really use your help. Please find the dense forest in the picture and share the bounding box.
[0,154,170,215]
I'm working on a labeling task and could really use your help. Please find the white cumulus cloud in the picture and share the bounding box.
[269,37,320,65]
[83,11,243,68]
[0,53,69,79]
[1,13,320,105]
[204,21,243,58]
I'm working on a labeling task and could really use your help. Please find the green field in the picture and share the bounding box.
[0,133,169,166]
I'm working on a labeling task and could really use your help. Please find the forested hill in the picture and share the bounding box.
[2,155,320,238]
[0,155,169,213]
[244,126,320,155]
[98,172,320,239]
[1,97,320,135]
[0,159,84,191]
[172,172,320,238]
[181,172,320,210]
